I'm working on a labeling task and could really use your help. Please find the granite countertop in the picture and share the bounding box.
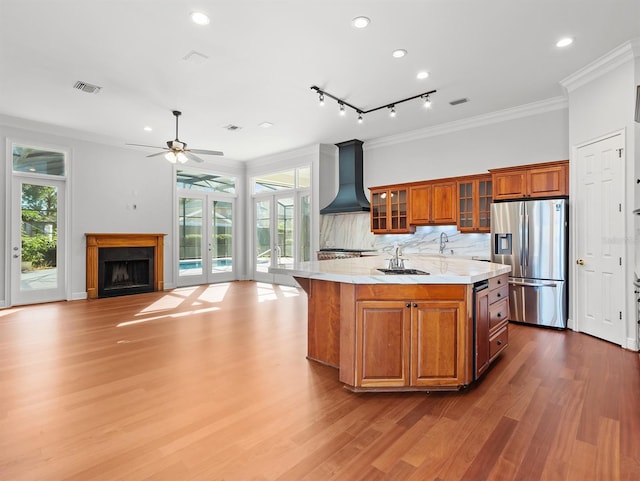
[270,254,511,285]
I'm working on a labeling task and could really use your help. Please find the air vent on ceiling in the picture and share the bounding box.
[223,124,242,131]
[73,81,102,94]
[182,50,209,64]
[449,97,469,106]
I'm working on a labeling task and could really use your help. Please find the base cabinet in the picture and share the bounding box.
[475,274,509,379]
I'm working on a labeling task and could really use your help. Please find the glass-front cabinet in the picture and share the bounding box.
[457,174,492,233]
[370,186,415,234]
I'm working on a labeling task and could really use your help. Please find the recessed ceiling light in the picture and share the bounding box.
[190,11,210,25]
[143,126,152,132]
[556,37,574,48]
[352,16,370,28]
[392,49,407,59]
[259,122,273,128]
[416,71,429,80]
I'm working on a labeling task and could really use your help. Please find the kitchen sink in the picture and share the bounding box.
[377,268,430,275]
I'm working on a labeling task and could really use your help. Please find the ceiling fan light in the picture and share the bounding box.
[165,152,177,163]
[176,152,188,163]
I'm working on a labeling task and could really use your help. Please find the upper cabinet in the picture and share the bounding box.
[457,174,492,233]
[490,160,569,200]
[408,180,457,226]
[370,186,415,234]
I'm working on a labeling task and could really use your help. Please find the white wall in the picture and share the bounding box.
[363,107,569,188]
[1,115,244,304]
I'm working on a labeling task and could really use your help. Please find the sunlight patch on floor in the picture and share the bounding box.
[117,306,221,327]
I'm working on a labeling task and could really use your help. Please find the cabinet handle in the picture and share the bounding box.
[413,303,418,308]
[497,340,503,346]
[405,303,411,308]
[497,313,502,318]
[497,279,501,285]
[497,293,501,298]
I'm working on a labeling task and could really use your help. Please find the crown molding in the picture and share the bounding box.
[366,96,567,150]
[560,38,640,93]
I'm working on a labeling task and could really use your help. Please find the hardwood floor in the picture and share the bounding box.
[1,281,638,481]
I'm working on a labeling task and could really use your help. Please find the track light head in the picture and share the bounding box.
[319,92,325,106]
[357,112,363,123]
[339,102,346,116]
[389,105,396,118]
[423,94,432,109]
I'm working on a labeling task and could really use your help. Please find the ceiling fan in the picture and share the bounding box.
[127,110,223,163]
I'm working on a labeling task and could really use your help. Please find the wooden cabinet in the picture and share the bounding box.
[370,186,415,234]
[342,283,471,390]
[356,299,466,388]
[408,180,457,226]
[475,274,509,379]
[490,160,568,200]
[457,174,492,233]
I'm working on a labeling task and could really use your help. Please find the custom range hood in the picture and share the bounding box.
[320,139,370,214]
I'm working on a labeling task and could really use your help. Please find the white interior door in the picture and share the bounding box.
[177,193,235,286]
[575,133,625,345]
[11,176,66,305]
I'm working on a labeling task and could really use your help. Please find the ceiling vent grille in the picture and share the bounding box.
[449,97,469,106]
[73,81,102,94]
[223,124,242,131]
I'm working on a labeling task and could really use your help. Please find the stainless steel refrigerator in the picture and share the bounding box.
[490,199,568,328]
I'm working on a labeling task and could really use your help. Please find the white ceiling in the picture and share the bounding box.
[1,0,639,162]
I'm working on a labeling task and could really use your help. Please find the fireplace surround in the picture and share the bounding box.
[86,233,165,299]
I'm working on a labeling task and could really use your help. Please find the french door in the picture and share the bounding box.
[177,193,235,286]
[253,192,310,284]
[11,175,66,305]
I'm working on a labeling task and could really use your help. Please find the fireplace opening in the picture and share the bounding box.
[98,247,155,298]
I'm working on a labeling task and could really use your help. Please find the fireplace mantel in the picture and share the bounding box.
[86,233,166,299]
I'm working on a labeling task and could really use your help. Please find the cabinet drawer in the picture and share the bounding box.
[489,326,508,359]
[489,284,508,305]
[489,298,509,330]
[488,274,508,291]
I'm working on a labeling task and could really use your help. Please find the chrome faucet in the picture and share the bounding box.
[388,245,405,270]
[439,232,449,254]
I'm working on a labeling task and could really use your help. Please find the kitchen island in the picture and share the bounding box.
[271,255,511,392]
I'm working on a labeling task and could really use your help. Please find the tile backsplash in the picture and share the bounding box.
[320,213,491,259]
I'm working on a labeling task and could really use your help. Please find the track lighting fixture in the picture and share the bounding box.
[310,85,436,123]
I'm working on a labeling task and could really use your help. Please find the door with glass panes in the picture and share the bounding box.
[10,144,67,306]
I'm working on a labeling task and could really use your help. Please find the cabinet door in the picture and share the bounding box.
[410,300,466,387]
[370,190,388,232]
[356,301,411,387]
[389,188,409,231]
[477,178,492,232]
[475,289,490,379]
[409,184,431,225]
[457,181,474,232]
[492,171,527,200]
[527,165,567,198]
[431,181,457,224]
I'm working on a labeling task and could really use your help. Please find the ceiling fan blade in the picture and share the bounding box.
[126,143,163,149]
[146,151,168,158]
[189,148,224,156]
[184,152,205,163]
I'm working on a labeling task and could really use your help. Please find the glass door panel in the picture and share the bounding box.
[276,196,294,267]
[255,198,272,274]
[11,178,66,305]
[211,200,233,273]
[178,197,204,280]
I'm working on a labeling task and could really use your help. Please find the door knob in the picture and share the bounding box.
[576,259,584,265]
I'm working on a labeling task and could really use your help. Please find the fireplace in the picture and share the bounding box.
[86,233,165,299]
[98,247,154,298]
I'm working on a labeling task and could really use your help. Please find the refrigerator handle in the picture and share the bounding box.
[519,205,525,269]
[523,211,529,266]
